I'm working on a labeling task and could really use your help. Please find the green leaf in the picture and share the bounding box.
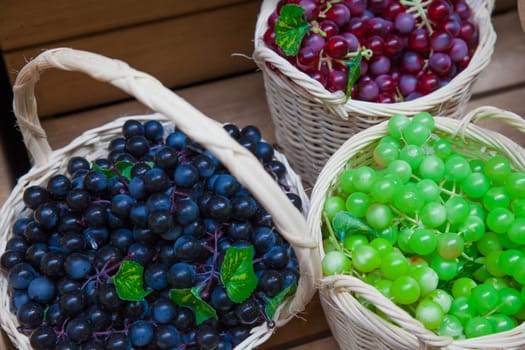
[332,211,375,241]
[265,282,296,320]
[115,160,135,180]
[145,161,155,169]
[220,246,258,303]
[345,52,362,100]
[113,260,152,301]
[170,287,217,325]
[275,5,309,56]
[92,161,117,179]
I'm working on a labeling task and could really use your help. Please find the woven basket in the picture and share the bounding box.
[307,106,525,350]
[0,48,321,350]
[253,0,497,186]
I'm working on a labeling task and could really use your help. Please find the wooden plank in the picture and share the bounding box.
[0,0,253,51]
[495,0,517,12]
[288,336,339,350]
[0,138,13,206]
[471,11,525,95]
[3,1,259,117]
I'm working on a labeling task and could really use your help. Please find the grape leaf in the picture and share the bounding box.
[332,211,375,241]
[145,161,155,169]
[113,260,152,301]
[345,52,362,100]
[275,5,309,56]
[170,287,217,325]
[115,160,135,180]
[220,246,257,303]
[265,282,296,320]
[91,161,117,179]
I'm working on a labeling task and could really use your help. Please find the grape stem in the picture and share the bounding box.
[201,226,221,299]
[399,0,434,34]
[389,206,419,225]
[322,212,343,252]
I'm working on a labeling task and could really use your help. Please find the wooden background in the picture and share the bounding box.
[0,1,523,349]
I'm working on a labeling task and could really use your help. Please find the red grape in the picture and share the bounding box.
[428,53,452,76]
[299,0,321,21]
[319,19,340,38]
[418,73,440,94]
[394,12,416,34]
[326,3,351,27]
[428,0,452,23]
[341,32,360,52]
[366,35,385,56]
[328,69,349,92]
[326,35,350,59]
[358,79,380,101]
[297,46,320,69]
[409,28,431,53]
[348,17,370,40]
[383,1,405,21]
[431,30,453,52]
[345,0,367,16]
[384,34,404,57]
[370,56,392,76]
[375,74,396,93]
[401,51,424,73]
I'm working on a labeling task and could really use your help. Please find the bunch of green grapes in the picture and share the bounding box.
[321,112,525,339]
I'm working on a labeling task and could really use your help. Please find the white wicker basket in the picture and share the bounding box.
[307,106,525,350]
[253,0,497,185]
[0,48,321,350]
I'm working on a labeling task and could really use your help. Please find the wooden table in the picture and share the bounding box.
[0,7,524,350]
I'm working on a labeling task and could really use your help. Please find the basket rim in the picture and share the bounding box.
[306,107,525,348]
[0,113,317,350]
[253,0,497,118]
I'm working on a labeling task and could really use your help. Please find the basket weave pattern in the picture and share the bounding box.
[253,0,497,185]
[0,48,321,350]
[307,106,525,350]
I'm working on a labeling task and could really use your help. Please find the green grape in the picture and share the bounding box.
[452,277,477,298]
[508,218,525,245]
[339,169,356,193]
[393,183,424,215]
[449,296,477,325]
[420,202,447,228]
[379,135,402,149]
[444,154,472,182]
[473,265,491,282]
[514,304,525,320]
[471,284,500,315]
[483,187,510,211]
[437,232,464,259]
[323,239,338,253]
[426,289,453,313]
[499,232,520,249]
[419,155,445,182]
[459,216,486,242]
[370,177,396,204]
[417,179,441,203]
[436,315,463,339]
[324,196,346,220]
[498,249,523,276]
[377,226,398,245]
[498,287,523,315]
[430,255,458,281]
[511,258,525,285]
[375,279,393,298]
[470,159,484,173]
[483,155,511,185]
[343,234,369,251]
[487,313,516,333]
[486,250,506,277]
[345,192,371,218]
[469,202,486,220]
[380,251,408,280]
[445,197,470,225]
[465,317,494,338]
[512,199,525,218]
[487,208,514,234]
[400,145,424,170]
[416,300,444,330]
[521,286,525,304]
[386,159,412,183]
[352,245,381,273]
[387,114,410,139]
[364,271,382,285]
[322,251,352,275]
[433,139,453,159]
[366,204,393,230]
[373,143,399,167]
[484,277,510,291]
[352,166,378,193]
[403,121,431,146]
[505,172,525,199]
[411,266,439,295]
[370,237,393,256]
[397,228,415,254]
[461,173,490,199]
[413,111,435,131]
[477,232,502,256]
[391,276,421,305]
[408,256,429,274]
[408,228,438,256]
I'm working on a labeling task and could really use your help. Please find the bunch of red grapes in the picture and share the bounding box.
[263,0,480,103]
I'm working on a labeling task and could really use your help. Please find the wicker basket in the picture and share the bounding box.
[253,0,497,186]
[307,106,525,350]
[0,48,321,350]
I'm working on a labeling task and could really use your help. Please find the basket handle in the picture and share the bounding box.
[457,106,525,137]
[321,275,453,348]
[12,48,317,250]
